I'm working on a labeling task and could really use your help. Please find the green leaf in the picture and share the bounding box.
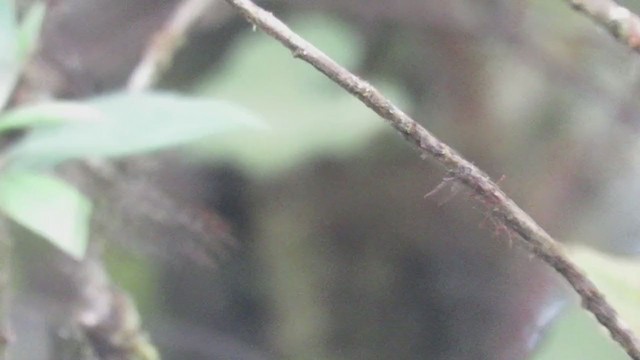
[534,245,640,360]
[533,304,628,360]
[0,101,105,133]
[5,91,263,169]
[17,1,46,60]
[567,246,640,332]
[0,0,20,108]
[0,0,17,51]
[0,171,92,259]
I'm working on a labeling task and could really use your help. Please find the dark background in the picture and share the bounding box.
[9,0,640,359]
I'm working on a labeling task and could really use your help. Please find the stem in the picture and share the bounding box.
[128,0,223,92]
[222,0,640,358]
[568,0,640,52]
[74,245,160,360]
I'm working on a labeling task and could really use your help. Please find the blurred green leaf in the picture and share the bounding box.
[0,0,17,52]
[568,246,640,332]
[0,171,92,259]
[533,246,640,360]
[17,1,45,60]
[533,304,628,360]
[6,91,264,169]
[191,15,410,177]
[0,101,105,133]
[0,0,20,108]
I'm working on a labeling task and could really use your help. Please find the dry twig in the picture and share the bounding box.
[128,0,223,91]
[568,0,640,51]
[222,0,640,358]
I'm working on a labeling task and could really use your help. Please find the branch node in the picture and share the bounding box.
[293,49,306,58]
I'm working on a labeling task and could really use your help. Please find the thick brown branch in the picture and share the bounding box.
[222,0,640,358]
[568,0,640,51]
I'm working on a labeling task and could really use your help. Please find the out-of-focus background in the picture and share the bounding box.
[7,0,640,359]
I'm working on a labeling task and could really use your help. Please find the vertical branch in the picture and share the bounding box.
[53,158,162,359]
[221,0,640,359]
[73,245,159,360]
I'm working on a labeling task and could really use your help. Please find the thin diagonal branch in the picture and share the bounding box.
[222,0,640,359]
[128,0,222,92]
[568,0,640,51]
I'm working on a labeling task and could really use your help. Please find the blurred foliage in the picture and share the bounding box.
[0,0,44,107]
[0,0,21,107]
[4,92,264,170]
[190,15,411,177]
[104,245,160,320]
[0,91,262,258]
[533,305,628,360]
[0,171,91,259]
[569,246,640,332]
[532,248,640,359]
[0,1,264,260]
[16,1,44,58]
